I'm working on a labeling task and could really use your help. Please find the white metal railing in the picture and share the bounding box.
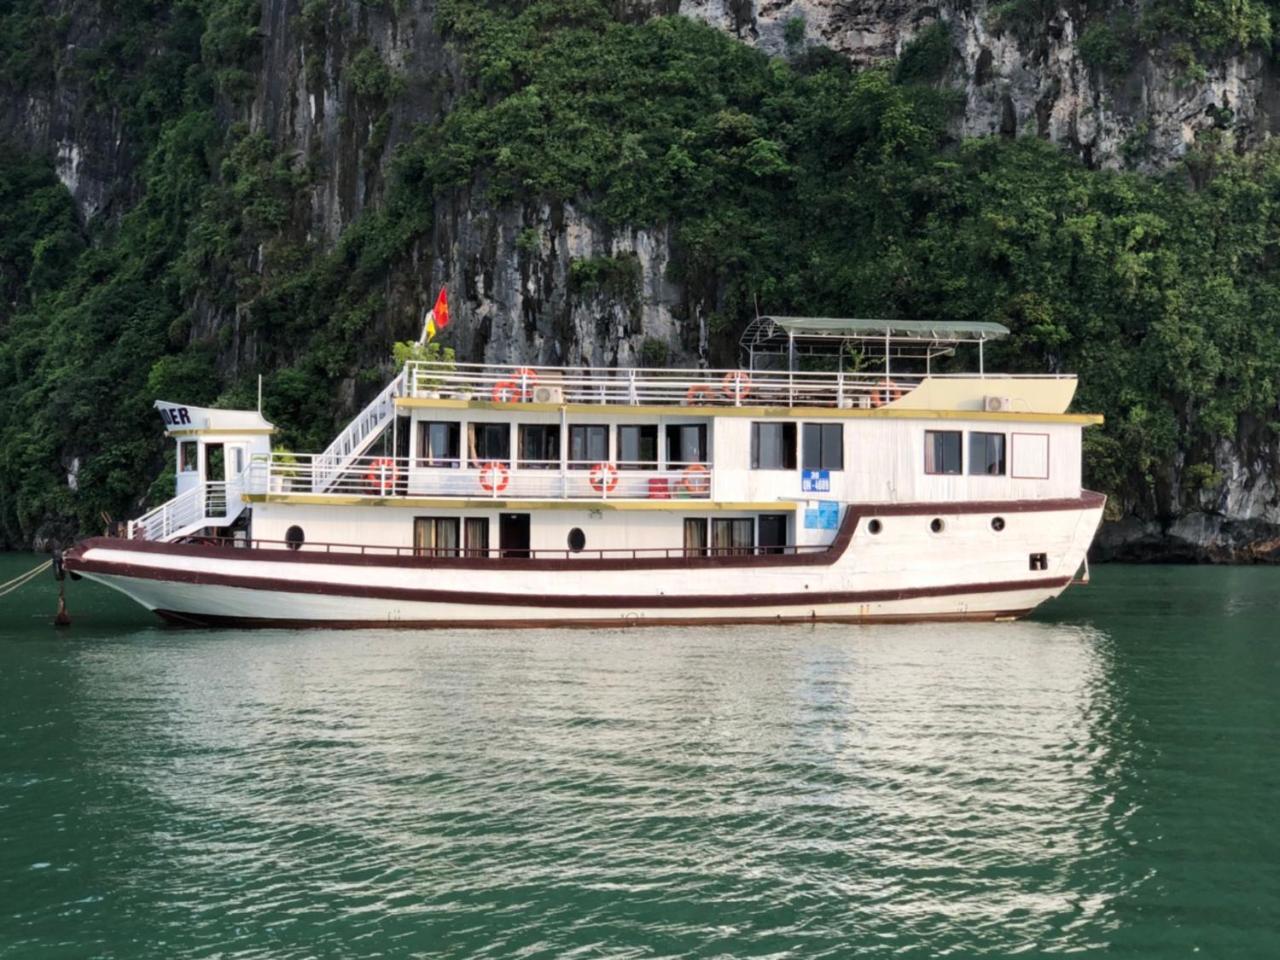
[404,361,1074,409]
[128,481,235,541]
[313,368,408,492]
[247,454,713,501]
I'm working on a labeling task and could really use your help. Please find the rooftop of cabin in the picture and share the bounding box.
[398,316,1078,415]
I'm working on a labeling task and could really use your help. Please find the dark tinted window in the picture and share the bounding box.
[969,432,1006,476]
[518,424,560,468]
[666,424,707,465]
[924,430,962,475]
[751,423,797,470]
[419,421,461,466]
[569,425,609,466]
[618,425,658,469]
[802,423,843,471]
[470,423,510,463]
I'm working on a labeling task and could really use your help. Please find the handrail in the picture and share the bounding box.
[128,480,237,541]
[182,535,830,560]
[248,453,713,501]
[403,361,1074,409]
[313,368,408,492]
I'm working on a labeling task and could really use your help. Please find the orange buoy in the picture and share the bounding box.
[478,461,510,493]
[588,462,619,494]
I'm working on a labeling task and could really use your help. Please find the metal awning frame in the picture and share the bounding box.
[740,315,1010,378]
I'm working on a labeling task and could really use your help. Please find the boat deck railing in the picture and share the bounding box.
[248,453,714,501]
[183,535,830,560]
[404,361,1074,409]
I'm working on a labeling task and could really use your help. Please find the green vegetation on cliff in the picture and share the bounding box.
[3,0,1280,544]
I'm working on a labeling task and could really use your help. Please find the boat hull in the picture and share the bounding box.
[63,494,1104,628]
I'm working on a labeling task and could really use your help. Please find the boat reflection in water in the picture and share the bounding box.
[48,618,1140,956]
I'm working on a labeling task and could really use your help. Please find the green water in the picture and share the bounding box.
[1,555,1277,959]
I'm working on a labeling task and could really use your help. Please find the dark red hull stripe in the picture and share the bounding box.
[154,609,1035,630]
[65,491,1105,574]
[77,559,1071,609]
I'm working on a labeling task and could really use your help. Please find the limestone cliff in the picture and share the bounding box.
[5,0,1280,559]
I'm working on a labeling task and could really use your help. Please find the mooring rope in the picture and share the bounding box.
[0,560,53,598]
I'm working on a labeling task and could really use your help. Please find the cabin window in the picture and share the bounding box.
[414,517,461,557]
[969,432,1006,476]
[618,425,658,470]
[751,422,796,470]
[285,525,305,551]
[419,421,461,467]
[666,424,707,466]
[179,441,199,473]
[567,528,586,553]
[465,517,490,557]
[758,514,788,555]
[518,424,560,469]
[802,423,843,471]
[683,518,708,556]
[569,425,609,467]
[924,430,962,475]
[711,518,754,556]
[469,423,510,465]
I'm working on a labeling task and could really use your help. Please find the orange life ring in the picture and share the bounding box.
[684,384,717,405]
[872,379,905,408]
[478,461,510,493]
[721,370,752,401]
[588,462,619,494]
[492,380,521,403]
[679,463,710,495]
[365,457,399,493]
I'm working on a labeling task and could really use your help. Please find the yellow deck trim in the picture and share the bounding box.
[243,494,797,512]
[393,396,1103,425]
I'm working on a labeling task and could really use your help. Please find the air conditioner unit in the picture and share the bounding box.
[532,385,564,404]
[984,395,1013,412]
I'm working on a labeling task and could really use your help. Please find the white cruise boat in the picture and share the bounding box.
[63,317,1105,627]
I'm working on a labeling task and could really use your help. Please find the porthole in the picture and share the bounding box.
[285,525,305,551]
[992,517,1006,532]
[930,518,945,534]
[867,519,883,535]
[567,527,586,553]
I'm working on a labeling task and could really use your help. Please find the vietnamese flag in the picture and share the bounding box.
[419,287,450,343]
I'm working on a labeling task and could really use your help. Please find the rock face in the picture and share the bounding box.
[4,0,1280,560]
[680,0,1280,171]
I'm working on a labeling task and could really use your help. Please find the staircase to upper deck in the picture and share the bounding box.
[311,369,407,493]
[127,481,241,542]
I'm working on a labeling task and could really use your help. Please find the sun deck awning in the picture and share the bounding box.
[740,316,1011,373]
[764,316,1009,341]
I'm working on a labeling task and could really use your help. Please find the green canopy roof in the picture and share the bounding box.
[765,316,1009,341]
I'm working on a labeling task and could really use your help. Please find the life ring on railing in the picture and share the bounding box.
[872,379,905,408]
[365,457,399,493]
[721,370,752,401]
[588,462,619,494]
[684,383,718,406]
[492,368,539,403]
[679,463,710,495]
[478,461,510,493]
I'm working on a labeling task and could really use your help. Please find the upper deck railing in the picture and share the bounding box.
[246,453,713,502]
[403,361,1072,409]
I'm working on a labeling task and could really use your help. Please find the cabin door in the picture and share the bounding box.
[499,513,531,558]
[759,514,788,555]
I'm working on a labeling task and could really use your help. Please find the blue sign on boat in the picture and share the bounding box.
[801,469,830,493]
[804,501,840,530]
